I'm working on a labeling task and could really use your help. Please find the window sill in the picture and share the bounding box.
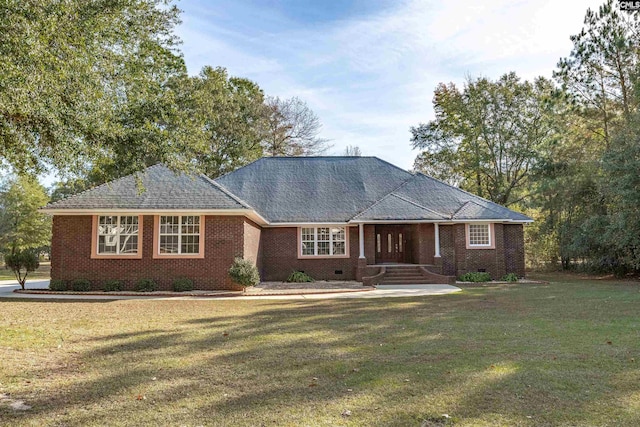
[466,245,495,250]
[297,254,350,260]
[91,253,143,259]
[152,252,205,259]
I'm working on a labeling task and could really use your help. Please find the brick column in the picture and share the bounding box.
[356,258,367,282]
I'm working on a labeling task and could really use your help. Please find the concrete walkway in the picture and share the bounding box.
[0,279,461,300]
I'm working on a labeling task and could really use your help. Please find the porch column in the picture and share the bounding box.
[434,223,441,258]
[358,223,365,259]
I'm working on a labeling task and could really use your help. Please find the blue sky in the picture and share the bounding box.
[175,0,604,170]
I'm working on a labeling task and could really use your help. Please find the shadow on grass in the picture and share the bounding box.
[3,281,640,425]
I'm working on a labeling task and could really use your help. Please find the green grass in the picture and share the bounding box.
[1,273,640,426]
[0,262,50,281]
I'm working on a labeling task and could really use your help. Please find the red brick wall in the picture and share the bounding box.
[503,224,525,277]
[439,225,457,276]
[439,223,525,279]
[411,223,435,264]
[51,215,246,290]
[260,226,360,281]
[364,225,376,263]
[51,216,527,287]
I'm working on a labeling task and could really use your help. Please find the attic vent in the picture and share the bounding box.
[335,270,343,275]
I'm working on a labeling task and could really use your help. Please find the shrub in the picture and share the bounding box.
[4,250,40,290]
[459,272,492,282]
[71,279,92,292]
[103,280,123,292]
[501,273,519,282]
[173,278,194,292]
[134,278,157,292]
[49,279,67,291]
[287,271,314,283]
[228,258,260,288]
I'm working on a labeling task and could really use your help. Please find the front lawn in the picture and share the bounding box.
[1,274,640,426]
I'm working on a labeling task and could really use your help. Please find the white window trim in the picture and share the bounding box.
[298,226,349,259]
[91,215,143,259]
[466,223,495,249]
[153,215,205,258]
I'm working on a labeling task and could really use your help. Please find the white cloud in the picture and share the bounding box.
[176,0,606,170]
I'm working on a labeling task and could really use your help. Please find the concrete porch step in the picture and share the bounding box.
[382,274,428,280]
[379,278,441,284]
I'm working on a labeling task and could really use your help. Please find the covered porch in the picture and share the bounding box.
[354,222,453,285]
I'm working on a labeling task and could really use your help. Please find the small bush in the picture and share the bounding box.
[135,278,157,292]
[103,280,123,292]
[5,250,39,289]
[228,258,260,288]
[173,278,194,292]
[71,279,92,292]
[49,279,67,291]
[501,273,519,282]
[459,272,492,282]
[287,271,314,283]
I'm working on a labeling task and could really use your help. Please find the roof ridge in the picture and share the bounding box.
[451,200,472,219]
[414,172,528,217]
[371,157,414,177]
[452,199,508,220]
[45,163,168,208]
[214,157,265,182]
[390,192,448,219]
[200,174,252,209]
[350,175,414,220]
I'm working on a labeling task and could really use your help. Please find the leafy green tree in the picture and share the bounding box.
[595,116,640,271]
[535,0,640,271]
[555,0,639,147]
[186,67,268,178]
[4,250,39,289]
[0,175,51,258]
[0,0,194,176]
[411,73,559,207]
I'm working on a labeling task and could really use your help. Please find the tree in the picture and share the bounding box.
[534,0,640,271]
[0,175,51,255]
[0,0,195,176]
[343,145,362,156]
[4,250,39,290]
[411,73,559,206]
[263,96,330,156]
[187,67,268,178]
[554,0,639,147]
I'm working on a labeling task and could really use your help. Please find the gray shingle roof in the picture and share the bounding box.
[215,157,412,222]
[353,193,447,221]
[216,157,531,223]
[390,173,531,222]
[45,157,532,223]
[43,164,248,210]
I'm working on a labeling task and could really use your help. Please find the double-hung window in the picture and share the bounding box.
[96,215,140,255]
[300,226,347,257]
[467,223,492,247]
[158,215,201,255]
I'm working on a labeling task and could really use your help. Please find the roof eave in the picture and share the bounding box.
[348,218,533,224]
[39,208,269,226]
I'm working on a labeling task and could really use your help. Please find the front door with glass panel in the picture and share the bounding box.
[375,226,408,263]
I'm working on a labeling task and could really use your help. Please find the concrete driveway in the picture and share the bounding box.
[0,279,461,300]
